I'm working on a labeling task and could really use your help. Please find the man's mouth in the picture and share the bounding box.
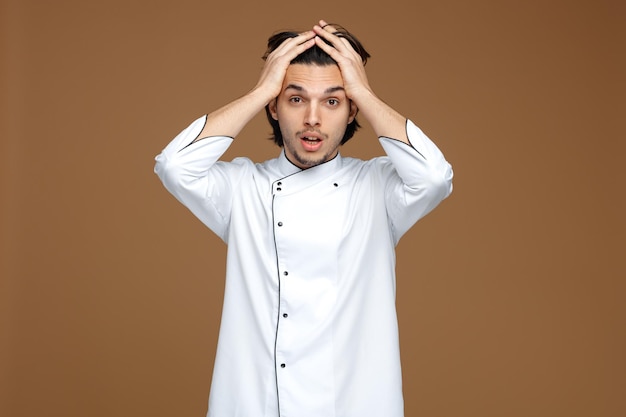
[299,134,323,152]
[302,136,321,144]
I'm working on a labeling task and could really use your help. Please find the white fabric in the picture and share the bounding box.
[154,115,453,417]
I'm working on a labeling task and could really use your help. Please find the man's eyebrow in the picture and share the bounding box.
[324,86,345,94]
[285,84,304,92]
[284,84,346,95]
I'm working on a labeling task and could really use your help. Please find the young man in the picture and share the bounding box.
[155,20,453,417]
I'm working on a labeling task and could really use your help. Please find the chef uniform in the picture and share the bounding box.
[155,115,453,417]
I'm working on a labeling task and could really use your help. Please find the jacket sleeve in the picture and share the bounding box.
[154,115,240,241]
[378,119,453,243]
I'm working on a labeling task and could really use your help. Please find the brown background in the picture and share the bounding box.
[1,0,624,416]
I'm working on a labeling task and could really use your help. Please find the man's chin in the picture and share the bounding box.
[290,152,326,169]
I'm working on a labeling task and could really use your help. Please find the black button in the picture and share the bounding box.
[283,313,288,318]
[280,363,286,368]
[277,187,282,191]
[283,271,288,276]
[333,183,338,187]
[277,182,282,186]
[277,222,283,227]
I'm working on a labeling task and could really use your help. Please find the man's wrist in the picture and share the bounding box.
[249,84,279,107]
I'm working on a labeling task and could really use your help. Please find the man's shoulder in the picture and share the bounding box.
[217,155,284,180]
[342,154,392,171]
[216,155,272,169]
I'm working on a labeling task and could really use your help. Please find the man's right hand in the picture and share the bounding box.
[196,30,316,141]
[253,31,316,103]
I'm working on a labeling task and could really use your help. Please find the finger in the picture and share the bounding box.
[295,30,316,45]
[319,20,336,32]
[270,31,315,59]
[313,27,359,61]
[314,35,343,60]
[313,25,340,49]
[313,23,336,38]
[318,19,334,31]
[277,31,315,52]
[293,36,316,54]
[313,24,351,52]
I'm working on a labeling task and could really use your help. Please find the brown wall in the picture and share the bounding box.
[2,0,624,416]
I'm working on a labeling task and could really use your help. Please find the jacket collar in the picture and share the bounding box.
[276,149,343,178]
[272,150,344,195]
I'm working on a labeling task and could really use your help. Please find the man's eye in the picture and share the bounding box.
[328,99,339,106]
[289,97,302,103]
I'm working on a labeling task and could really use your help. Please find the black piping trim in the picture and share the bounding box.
[283,149,341,170]
[270,193,282,416]
[179,115,234,151]
[378,118,427,159]
[380,136,426,159]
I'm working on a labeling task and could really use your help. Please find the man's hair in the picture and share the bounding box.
[262,24,371,147]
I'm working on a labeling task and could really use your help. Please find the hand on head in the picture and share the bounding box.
[256,20,371,105]
[254,30,316,101]
[311,20,372,103]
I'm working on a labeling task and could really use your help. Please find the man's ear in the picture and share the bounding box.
[348,100,358,124]
[269,98,278,120]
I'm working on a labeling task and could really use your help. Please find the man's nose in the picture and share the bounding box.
[304,103,321,127]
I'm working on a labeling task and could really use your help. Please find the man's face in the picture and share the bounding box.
[269,63,357,169]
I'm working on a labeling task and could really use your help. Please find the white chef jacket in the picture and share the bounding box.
[154,115,453,417]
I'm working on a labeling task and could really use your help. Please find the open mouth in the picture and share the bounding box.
[302,136,321,144]
[300,134,323,152]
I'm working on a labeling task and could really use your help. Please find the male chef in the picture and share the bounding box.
[155,20,453,417]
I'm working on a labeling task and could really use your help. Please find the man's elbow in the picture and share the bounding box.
[427,161,453,201]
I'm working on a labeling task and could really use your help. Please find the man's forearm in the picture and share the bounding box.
[195,87,273,141]
[352,88,409,144]
[195,31,318,141]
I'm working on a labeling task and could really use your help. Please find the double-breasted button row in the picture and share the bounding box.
[274,180,294,376]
